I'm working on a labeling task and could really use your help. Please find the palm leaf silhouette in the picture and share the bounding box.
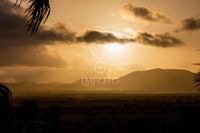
[194,72,200,90]
[0,83,12,129]
[14,0,50,34]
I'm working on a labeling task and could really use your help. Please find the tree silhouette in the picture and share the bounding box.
[13,0,50,34]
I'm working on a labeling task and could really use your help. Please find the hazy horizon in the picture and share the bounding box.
[1,68,195,84]
[2,69,195,97]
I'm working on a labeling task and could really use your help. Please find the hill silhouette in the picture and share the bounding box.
[3,69,196,97]
[117,69,195,93]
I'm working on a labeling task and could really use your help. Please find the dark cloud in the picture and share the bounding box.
[121,2,171,24]
[0,1,71,67]
[77,30,133,44]
[77,30,184,48]
[0,2,75,46]
[135,32,184,47]
[176,18,200,32]
[0,1,75,45]
[193,63,200,66]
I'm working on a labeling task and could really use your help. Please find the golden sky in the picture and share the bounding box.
[0,0,200,83]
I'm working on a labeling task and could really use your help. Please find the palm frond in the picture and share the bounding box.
[14,0,50,34]
[13,0,23,7]
[194,72,200,90]
[25,0,50,34]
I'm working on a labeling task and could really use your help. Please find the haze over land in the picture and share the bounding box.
[4,69,196,97]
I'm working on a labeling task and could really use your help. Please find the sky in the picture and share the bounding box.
[0,0,200,83]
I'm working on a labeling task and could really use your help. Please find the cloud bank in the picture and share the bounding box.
[135,32,184,47]
[0,1,184,67]
[77,30,133,44]
[77,31,184,48]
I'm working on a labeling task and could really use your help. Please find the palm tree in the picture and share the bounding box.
[14,0,51,34]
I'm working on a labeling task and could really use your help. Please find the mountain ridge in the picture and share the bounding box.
[1,69,197,97]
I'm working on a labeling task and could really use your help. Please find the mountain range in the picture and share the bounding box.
[2,69,197,97]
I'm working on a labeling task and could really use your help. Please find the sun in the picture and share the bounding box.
[102,43,131,66]
[104,43,125,56]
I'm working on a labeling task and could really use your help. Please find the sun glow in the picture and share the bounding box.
[104,43,125,56]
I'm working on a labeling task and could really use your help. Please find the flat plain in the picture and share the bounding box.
[4,93,200,133]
